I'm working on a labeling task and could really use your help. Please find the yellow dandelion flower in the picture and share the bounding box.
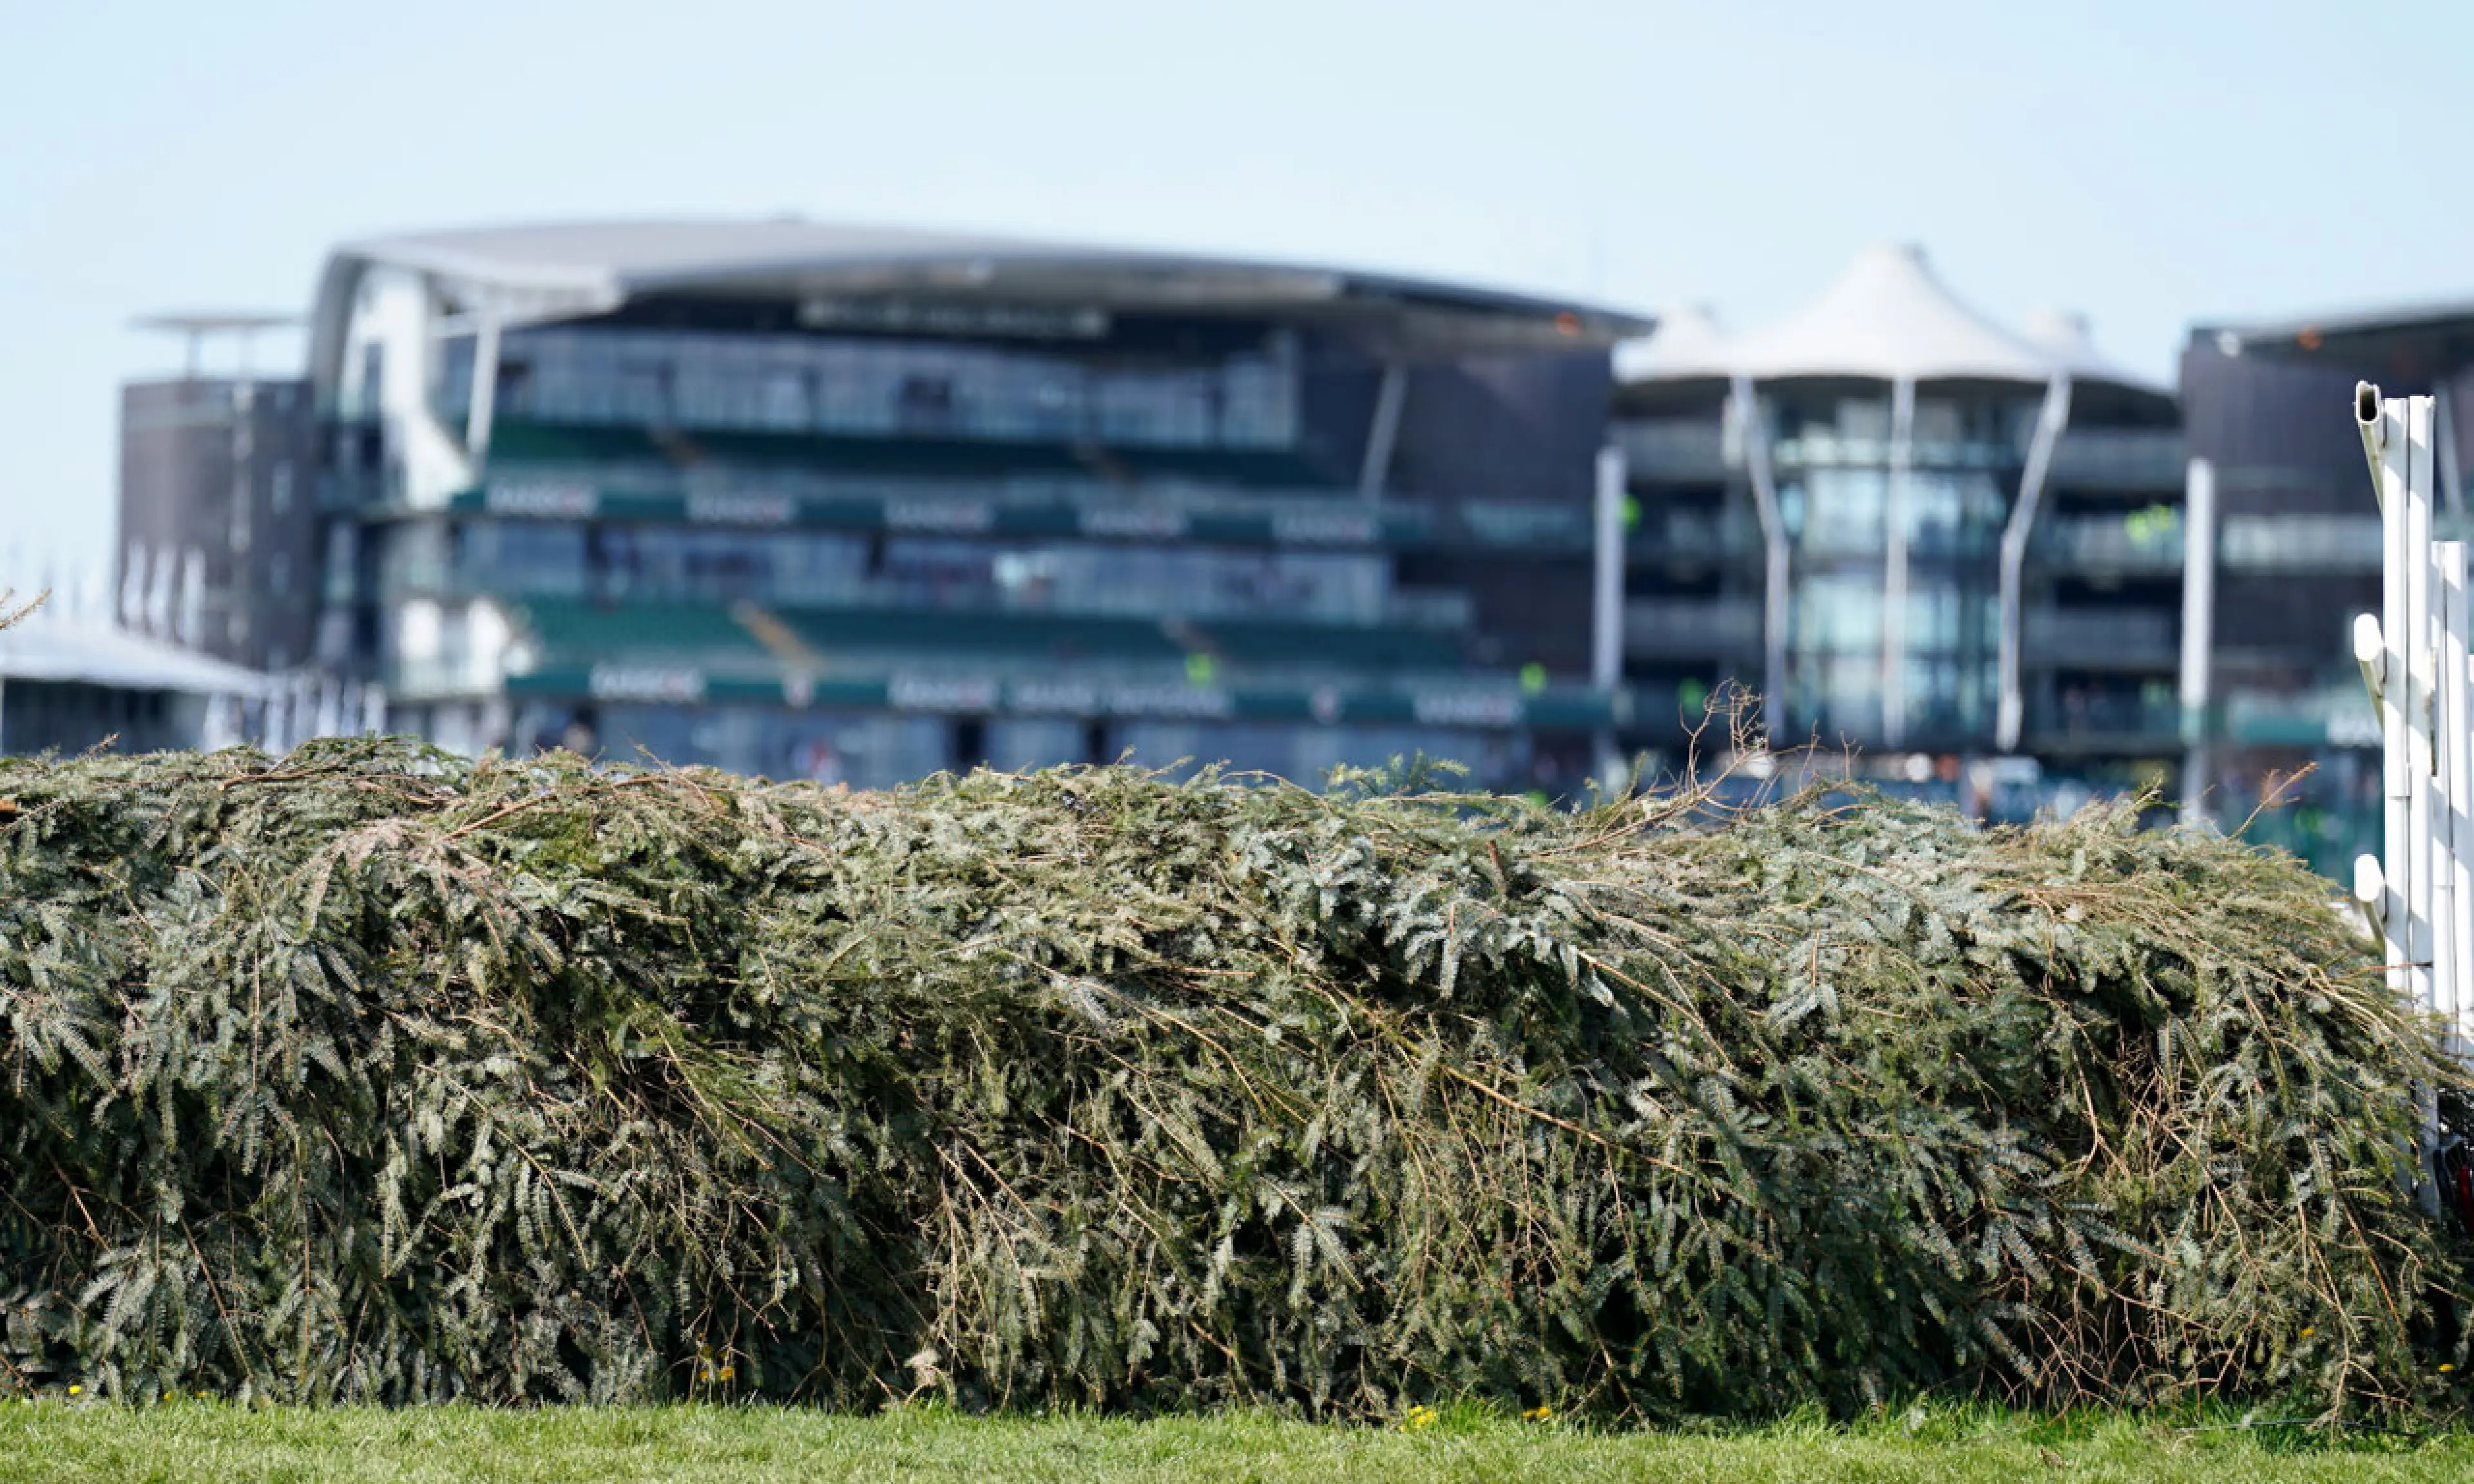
[2300,1326,2316,1338]
[1525,1404,1554,1421]
[719,1365,736,1381]
[67,1385,81,1396]
[2444,1364,2458,1374]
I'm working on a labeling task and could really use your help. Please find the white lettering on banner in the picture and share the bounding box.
[688,492,794,526]
[488,480,598,518]
[1010,680,1102,715]
[1105,684,1233,719]
[588,664,706,703]
[1412,692,1523,728]
[1272,511,1378,546]
[887,500,995,533]
[1080,508,1189,540]
[2328,706,2383,749]
[889,674,1000,712]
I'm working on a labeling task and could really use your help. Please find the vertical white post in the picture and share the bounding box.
[2178,457,2218,825]
[2442,541,2473,1061]
[466,309,503,459]
[2408,392,2440,1017]
[1883,377,1916,747]
[2372,392,2412,997]
[1997,372,2073,752]
[1357,361,1407,502]
[1592,444,1627,788]
[1591,445,1627,692]
[1731,374,1790,744]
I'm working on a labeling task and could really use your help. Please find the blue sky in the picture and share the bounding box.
[5,0,2470,566]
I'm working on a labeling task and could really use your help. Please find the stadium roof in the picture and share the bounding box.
[0,621,269,696]
[2196,294,2474,372]
[2019,309,2164,395]
[311,216,1652,357]
[1619,244,2162,396]
[1612,304,1732,383]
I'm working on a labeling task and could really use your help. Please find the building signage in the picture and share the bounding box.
[888,674,1002,713]
[2326,704,2382,749]
[1010,680,1102,715]
[588,663,707,703]
[1101,682,1234,720]
[487,480,599,518]
[1079,508,1190,540]
[1411,691,1524,728]
[687,491,796,526]
[510,665,1604,729]
[887,499,995,533]
[1271,510,1380,546]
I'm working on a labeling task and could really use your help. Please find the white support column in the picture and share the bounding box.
[1591,444,1627,690]
[1997,372,2075,752]
[2442,541,2473,1060]
[2178,457,2217,826]
[2408,394,2439,1047]
[2363,385,2415,1054]
[466,309,503,459]
[1731,375,1789,744]
[1883,377,1916,748]
[1357,362,1407,502]
[1592,444,1628,788]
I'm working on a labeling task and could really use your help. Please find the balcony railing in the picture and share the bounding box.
[1630,509,1757,562]
[2218,514,2383,572]
[2030,517,2183,573]
[1616,419,1729,481]
[2046,429,2186,491]
[2025,607,2177,668]
[1624,596,1761,655]
[2022,692,2183,748]
[374,558,1477,631]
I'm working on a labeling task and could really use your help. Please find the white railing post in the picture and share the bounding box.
[2442,540,2473,1061]
[2357,383,2467,1207]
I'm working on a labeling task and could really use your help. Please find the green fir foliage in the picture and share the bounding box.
[0,739,2465,1418]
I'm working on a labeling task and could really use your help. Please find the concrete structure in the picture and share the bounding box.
[1609,245,2187,816]
[118,370,320,672]
[300,217,1650,792]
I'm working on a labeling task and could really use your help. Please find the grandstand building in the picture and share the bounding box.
[2177,298,2474,873]
[303,220,1648,790]
[1610,245,2191,815]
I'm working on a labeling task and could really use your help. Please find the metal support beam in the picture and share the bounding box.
[1996,372,2073,751]
[2178,456,2216,826]
[1730,375,1788,744]
[466,309,503,459]
[1883,377,1916,748]
[1357,362,1407,500]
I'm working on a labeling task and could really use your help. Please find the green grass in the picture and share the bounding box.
[2,1402,2471,1483]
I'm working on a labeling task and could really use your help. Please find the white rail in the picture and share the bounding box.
[2353,384,2474,1206]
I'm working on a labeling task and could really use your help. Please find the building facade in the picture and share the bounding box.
[302,220,1649,792]
[1605,246,2192,816]
[118,375,321,672]
[2177,303,2474,873]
